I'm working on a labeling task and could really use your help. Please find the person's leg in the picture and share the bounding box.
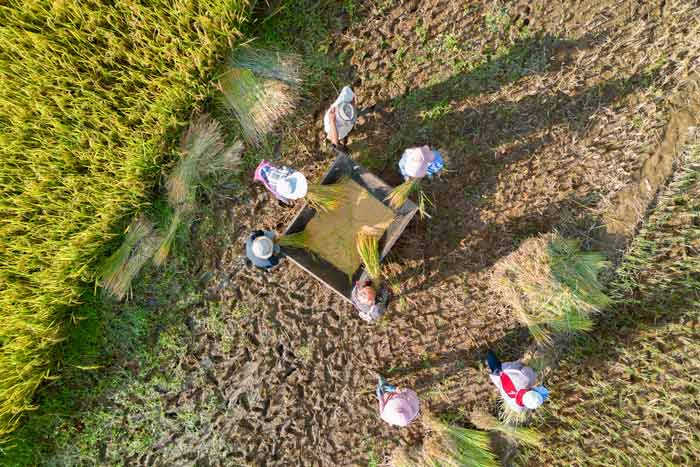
[376,375,396,400]
[486,350,502,375]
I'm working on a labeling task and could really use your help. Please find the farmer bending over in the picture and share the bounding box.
[399,145,444,180]
[245,230,281,271]
[485,350,549,412]
[254,160,308,205]
[351,279,390,323]
[376,375,420,427]
[324,86,357,147]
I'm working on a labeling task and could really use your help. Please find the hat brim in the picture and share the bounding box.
[277,171,308,199]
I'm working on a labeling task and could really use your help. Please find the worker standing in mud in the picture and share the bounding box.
[485,350,549,413]
[245,230,282,271]
[351,279,390,323]
[324,86,357,147]
[376,375,420,427]
[254,160,308,205]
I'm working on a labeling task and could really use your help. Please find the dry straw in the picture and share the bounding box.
[217,47,302,145]
[492,233,610,345]
[356,226,382,282]
[0,0,251,438]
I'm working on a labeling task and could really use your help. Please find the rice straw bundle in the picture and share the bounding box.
[217,46,302,145]
[100,217,161,300]
[356,226,382,282]
[386,178,432,219]
[277,230,310,249]
[386,178,419,210]
[306,182,346,212]
[470,408,542,447]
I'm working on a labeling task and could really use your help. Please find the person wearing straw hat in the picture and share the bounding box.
[324,86,357,147]
[376,375,420,427]
[485,350,549,413]
[351,279,390,323]
[398,145,444,180]
[254,160,308,205]
[245,230,281,271]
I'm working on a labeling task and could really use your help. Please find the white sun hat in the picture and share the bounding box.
[252,236,274,259]
[276,171,308,200]
[338,102,355,122]
[522,390,544,410]
[403,146,435,178]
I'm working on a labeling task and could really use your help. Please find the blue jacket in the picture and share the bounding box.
[245,230,281,270]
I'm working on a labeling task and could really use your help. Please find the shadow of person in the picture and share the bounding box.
[344,31,662,296]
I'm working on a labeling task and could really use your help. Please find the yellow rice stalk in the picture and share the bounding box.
[277,230,310,249]
[386,178,419,210]
[356,226,382,282]
[306,182,345,212]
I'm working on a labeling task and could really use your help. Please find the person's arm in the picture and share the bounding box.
[328,107,339,146]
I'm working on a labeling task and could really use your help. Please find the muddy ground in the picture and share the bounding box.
[134,1,700,466]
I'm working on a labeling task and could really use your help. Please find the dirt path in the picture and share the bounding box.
[138,1,700,465]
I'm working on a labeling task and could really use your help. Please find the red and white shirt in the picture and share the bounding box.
[488,362,537,412]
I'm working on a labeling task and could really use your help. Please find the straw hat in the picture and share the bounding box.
[251,236,274,259]
[277,172,308,199]
[403,146,435,178]
[522,390,544,409]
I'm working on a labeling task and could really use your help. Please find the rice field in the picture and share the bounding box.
[521,138,700,466]
[0,0,252,439]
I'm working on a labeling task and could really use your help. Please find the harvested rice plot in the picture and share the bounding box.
[305,179,394,276]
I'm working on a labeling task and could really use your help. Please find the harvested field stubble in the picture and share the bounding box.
[9,0,700,464]
[0,0,251,437]
[522,137,700,466]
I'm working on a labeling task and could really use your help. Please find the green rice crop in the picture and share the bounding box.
[492,233,610,345]
[0,0,252,438]
[277,230,310,249]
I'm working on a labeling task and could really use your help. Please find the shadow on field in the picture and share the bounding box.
[347,32,661,296]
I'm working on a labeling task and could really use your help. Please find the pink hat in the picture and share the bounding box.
[403,146,435,178]
[380,390,420,427]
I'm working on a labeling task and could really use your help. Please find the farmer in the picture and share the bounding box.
[485,350,549,412]
[351,279,390,323]
[245,230,281,271]
[254,160,308,205]
[324,86,357,147]
[398,145,444,180]
[376,375,420,427]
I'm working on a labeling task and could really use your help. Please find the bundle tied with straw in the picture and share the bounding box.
[386,177,433,219]
[356,226,382,283]
[306,179,346,212]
